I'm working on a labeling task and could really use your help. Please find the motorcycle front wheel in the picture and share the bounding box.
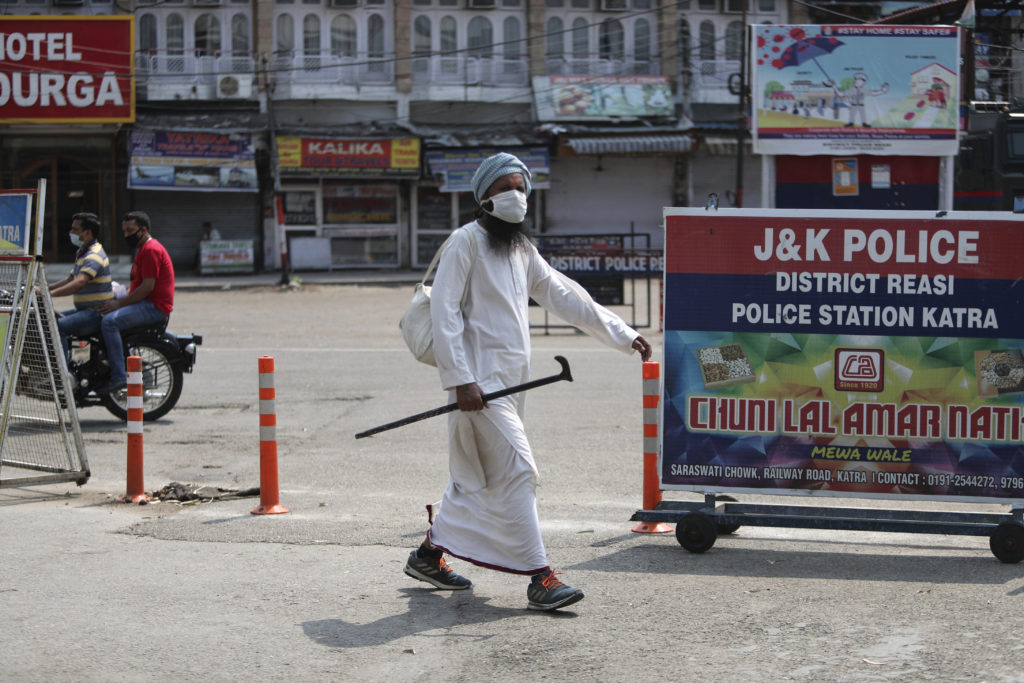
[100,339,184,421]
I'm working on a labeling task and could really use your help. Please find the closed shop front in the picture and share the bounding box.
[276,136,420,269]
[125,128,261,271]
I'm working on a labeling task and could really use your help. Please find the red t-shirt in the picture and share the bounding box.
[130,237,175,315]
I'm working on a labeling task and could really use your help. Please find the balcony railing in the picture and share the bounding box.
[687,59,740,102]
[544,56,661,77]
[410,54,530,87]
[272,50,395,87]
[135,50,257,99]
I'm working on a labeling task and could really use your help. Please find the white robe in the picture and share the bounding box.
[427,221,638,574]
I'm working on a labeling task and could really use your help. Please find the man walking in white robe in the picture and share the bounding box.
[403,152,652,611]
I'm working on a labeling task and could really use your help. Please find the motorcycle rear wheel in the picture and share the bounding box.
[100,339,184,421]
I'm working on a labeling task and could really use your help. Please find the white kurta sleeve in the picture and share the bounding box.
[431,227,477,390]
[525,245,638,354]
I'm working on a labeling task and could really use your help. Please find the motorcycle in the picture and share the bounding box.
[65,323,202,421]
[5,286,202,421]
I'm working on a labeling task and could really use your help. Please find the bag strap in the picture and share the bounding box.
[422,226,478,307]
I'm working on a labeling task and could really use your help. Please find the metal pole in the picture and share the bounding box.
[262,54,290,285]
[735,7,748,208]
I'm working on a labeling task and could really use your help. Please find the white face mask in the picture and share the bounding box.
[69,232,83,247]
[483,189,528,224]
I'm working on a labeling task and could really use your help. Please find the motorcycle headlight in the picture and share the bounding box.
[184,343,197,356]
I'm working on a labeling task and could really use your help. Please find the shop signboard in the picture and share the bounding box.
[0,16,134,123]
[425,148,550,193]
[536,234,660,305]
[129,130,257,192]
[199,240,255,275]
[532,75,673,121]
[0,192,32,255]
[663,208,1024,504]
[751,25,959,156]
[277,137,420,178]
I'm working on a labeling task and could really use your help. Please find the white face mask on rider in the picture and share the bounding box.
[69,232,83,247]
[483,189,528,224]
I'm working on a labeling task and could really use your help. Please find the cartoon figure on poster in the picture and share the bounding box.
[828,73,889,127]
[752,25,960,156]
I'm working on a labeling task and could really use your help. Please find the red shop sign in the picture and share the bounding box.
[0,16,134,123]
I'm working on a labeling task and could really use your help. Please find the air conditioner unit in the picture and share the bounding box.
[599,0,629,9]
[330,0,362,7]
[217,75,252,99]
[467,0,496,8]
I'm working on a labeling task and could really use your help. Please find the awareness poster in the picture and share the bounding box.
[751,25,959,156]
[662,208,1024,503]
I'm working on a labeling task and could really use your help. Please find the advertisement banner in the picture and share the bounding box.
[533,75,673,121]
[662,208,1024,503]
[277,137,420,178]
[129,130,257,192]
[199,240,255,274]
[751,25,959,156]
[0,16,134,123]
[425,147,550,193]
[0,192,33,255]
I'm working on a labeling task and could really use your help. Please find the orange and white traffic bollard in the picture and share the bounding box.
[252,355,288,515]
[632,360,672,533]
[122,355,149,503]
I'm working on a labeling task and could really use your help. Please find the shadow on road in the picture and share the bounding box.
[301,587,562,648]
[567,541,1022,585]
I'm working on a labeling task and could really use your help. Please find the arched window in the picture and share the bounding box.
[276,14,295,55]
[634,18,650,66]
[414,16,431,56]
[231,13,250,53]
[572,17,588,59]
[413,15,430,77]
[468,16,493,57]
[440,16,457,54]
[546,17,563,57]
[699,20,714,61]
[725,21,742,60]
[331,15,356,57]
[167,13,184,55]
[502,17,519,60]
[368,14,385,59]
[599,19,623,61]
[194,14,221,56]
[139,14,157,54]
[303,14,321,56]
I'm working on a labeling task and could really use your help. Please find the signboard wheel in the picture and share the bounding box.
[715,495,741,535]
[989,523,1024,564]
[676,513,717,553]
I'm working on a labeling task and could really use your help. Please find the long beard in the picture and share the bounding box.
[479,213,530,251]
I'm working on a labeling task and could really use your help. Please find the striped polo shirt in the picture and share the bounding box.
[71,240,114,310]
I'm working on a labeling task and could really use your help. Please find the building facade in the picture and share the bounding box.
[3,0,789,270]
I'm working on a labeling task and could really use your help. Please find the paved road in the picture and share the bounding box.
[3,284,1023,681]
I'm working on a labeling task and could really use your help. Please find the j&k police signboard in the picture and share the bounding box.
[0,16,134,124]
[662,208,1024,504]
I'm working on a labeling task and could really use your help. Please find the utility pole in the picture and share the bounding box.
[262,54,290,285]
[735,3,748,208]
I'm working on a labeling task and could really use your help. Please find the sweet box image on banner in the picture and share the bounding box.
[661,209,1024,504]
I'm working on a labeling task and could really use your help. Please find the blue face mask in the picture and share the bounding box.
[70,232,83,247]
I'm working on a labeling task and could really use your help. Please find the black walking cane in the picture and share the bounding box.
[355,355,573,439]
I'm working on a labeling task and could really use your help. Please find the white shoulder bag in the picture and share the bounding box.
[400,226,478,366]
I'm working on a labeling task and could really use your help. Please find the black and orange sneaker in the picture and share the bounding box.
[527,569,584,611]
[403,550,473,590]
